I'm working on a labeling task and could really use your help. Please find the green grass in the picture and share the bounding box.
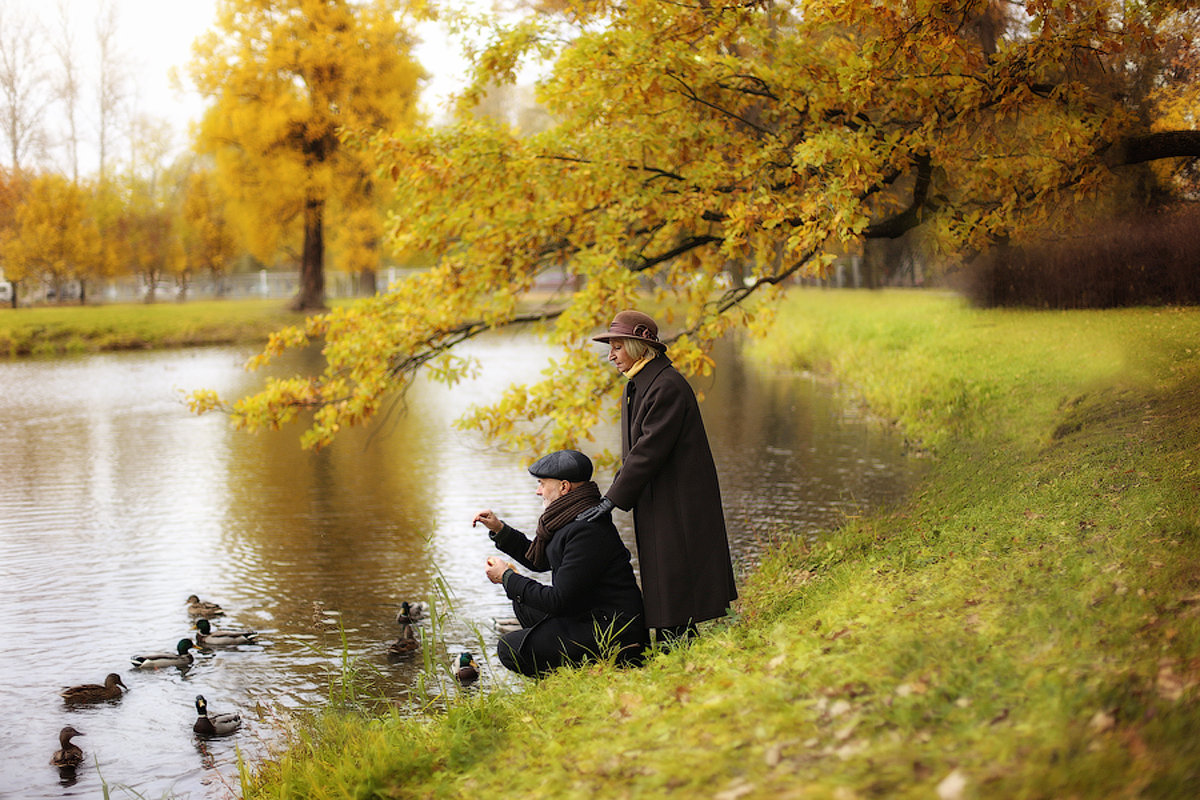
[0,299,322,357]
[230,288,1200,799]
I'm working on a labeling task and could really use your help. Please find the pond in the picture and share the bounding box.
[0,331,921,799]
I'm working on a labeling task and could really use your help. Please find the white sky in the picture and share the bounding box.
[20,0,478,172]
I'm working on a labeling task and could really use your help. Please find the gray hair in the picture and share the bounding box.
[620,337,653,361]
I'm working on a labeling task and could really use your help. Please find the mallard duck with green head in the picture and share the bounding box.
[455,652,479,684]
[131,638,196,669]
[185,594,225,617]
[194,618,257,646]
[50,726,85,768]
[193,695,242,736]
[395,600,426,625]
[61,673,127,704]
[387,623,420,657]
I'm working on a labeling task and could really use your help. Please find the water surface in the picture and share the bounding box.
[0,332,920,798]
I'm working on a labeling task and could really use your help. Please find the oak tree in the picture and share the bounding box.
[194,0,1200,453]
[188,0,425,311]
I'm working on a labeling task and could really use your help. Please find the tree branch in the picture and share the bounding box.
[862,153,934,239]
[630,235,724,272]
[386,310,564,380]
[1104,130,1200,167]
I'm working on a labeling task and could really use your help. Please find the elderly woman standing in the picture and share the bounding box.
[579,310,738,643]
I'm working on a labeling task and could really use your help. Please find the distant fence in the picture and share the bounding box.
[2,266,586,306]
[1,259,918,306]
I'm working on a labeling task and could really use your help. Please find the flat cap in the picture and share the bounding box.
[528,449,593,482]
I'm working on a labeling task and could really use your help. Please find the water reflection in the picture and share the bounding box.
[0,331,919,799]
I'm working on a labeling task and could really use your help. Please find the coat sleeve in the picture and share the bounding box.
[502,522,609,616]
[491,523,544,572]
[606,372,691,511]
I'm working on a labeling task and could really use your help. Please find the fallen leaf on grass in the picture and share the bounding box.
[936,769,968,800]
[714,780,754,800]
[1089,710,1116,733]
[1156,661,1192,701]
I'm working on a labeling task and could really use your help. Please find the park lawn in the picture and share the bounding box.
[232,288,1200,799]
[0,298,324,357]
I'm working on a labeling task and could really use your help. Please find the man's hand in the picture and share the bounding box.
[486,556,515,584]
[473,510,504,533]
[575,497,614,522]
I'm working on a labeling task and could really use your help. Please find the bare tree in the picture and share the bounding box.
[95,0,128,184]
[51,0,82,182]
[0,5,49,172]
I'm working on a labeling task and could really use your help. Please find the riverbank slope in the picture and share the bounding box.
[238,289,1199,798]
[0,299,318,356]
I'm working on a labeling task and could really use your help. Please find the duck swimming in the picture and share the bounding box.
[387,623,420,657]
[131,638,196,669]
[185,594,225,617]
[395,600,426,625]
[193,695,242,736]
[61,673,127,704]
[455,652,479,684]
[50,726,85,768]
[195,617,257,646]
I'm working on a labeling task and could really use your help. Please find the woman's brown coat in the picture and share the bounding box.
[605,355,737,628]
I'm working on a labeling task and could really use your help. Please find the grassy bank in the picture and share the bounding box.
[232,288,1199,799]
[0,299,315,357]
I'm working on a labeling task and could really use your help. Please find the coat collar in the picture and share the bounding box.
[627,353,672,390]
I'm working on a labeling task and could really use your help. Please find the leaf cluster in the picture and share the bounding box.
[208,0,1200,452]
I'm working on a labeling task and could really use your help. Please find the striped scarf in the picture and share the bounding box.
[525,481,602,571]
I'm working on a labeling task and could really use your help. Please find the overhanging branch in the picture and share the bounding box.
[1104,130,1200,167]
[386,310,564,380]
[862,153,934,239]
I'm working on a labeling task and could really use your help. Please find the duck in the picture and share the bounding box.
[131,638,196,669]
[195,617,257,646]
[395,600,426,625]
[387,623,420,657]
[50,726,85,768]
[193,695,242,736]
[61,673,127,704]
[455,652,479,684]
[185,594,225,617]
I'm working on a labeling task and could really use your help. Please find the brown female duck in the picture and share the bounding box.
[61,673,127,704]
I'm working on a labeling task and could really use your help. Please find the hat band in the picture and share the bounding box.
[609,322,659,342]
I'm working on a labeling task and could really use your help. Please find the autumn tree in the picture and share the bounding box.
[175,167,238,294]
[192,0,1200,452]
[0,172,102,303]
[0,167,27,306]
[187,0,426,311]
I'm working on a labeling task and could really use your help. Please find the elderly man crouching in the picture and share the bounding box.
[473,450,650,677]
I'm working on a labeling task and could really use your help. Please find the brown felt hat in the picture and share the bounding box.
[592,310,667,352]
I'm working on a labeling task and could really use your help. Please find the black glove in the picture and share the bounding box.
[575,497,615,522]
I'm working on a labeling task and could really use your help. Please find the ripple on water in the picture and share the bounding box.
[0,339,920,798]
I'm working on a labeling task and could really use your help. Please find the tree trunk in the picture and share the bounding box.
[291,195,327,311]
[359,268,377,296]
